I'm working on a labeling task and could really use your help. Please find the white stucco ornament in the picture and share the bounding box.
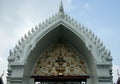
[7,0,112,84]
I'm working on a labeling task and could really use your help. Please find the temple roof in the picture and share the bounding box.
[8,0,112,64]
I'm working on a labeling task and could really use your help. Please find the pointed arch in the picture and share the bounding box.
[7,2,112,83]
[22,21,98,84]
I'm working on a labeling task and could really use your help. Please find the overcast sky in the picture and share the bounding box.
[0,0,120,83]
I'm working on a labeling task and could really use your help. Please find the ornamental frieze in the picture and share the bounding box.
[32,43,89,76]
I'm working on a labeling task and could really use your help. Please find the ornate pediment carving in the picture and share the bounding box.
[32,43,89,76]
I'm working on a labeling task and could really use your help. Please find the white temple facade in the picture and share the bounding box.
[7,1,113,84]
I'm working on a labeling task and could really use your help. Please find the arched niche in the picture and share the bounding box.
[32,43,89,76]
[23,24,98,84]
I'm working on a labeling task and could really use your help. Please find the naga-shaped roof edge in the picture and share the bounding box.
[8,0,112,64]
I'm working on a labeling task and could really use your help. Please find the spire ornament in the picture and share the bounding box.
[58,0,64,18]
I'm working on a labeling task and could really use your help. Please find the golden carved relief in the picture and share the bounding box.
[32,43,89,76]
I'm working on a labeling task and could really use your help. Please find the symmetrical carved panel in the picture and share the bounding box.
[32,43,89,76]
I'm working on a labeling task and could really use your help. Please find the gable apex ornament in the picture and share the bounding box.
[58,0,64,18]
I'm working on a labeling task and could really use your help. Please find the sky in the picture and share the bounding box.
[0,0,120,83]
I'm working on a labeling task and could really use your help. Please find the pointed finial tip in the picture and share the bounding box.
[58,0,64,15]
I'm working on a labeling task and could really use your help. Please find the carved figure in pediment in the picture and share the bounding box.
[32,43,89,76]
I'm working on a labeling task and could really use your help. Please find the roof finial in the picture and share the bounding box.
[58,0,64,17]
